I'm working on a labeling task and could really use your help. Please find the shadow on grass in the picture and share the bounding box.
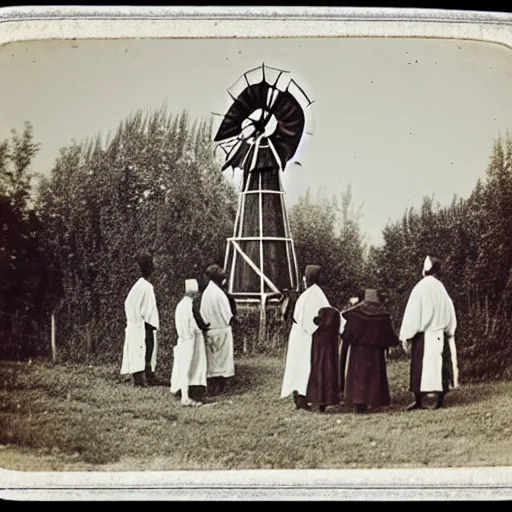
[0,413,122,466]
[216,360,276,398]
[384,383,501,413]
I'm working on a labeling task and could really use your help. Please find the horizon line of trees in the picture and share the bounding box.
[1,109,512,382]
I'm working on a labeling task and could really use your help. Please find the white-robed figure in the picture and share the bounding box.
[200,264,235,394]
[120,251,161,387]
[170,279,208,407]
[281,265,342,411]
[399,255,459,410]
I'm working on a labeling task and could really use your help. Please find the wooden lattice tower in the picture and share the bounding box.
[213,64,314,342]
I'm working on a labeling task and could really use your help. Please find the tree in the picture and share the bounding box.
[36,107,238,363]
[370,135,512,380]
[289,184,367,309]
[0,122,50,360]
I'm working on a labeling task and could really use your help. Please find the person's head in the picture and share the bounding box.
[184,278,199,298]
[304,264,323,288]
[136,250,154,279]
[422,255,442,278]
[205,263,227,286]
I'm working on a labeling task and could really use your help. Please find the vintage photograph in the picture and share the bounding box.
[1,17,512,478]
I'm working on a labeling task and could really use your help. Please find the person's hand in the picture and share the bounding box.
[402,340,411,356]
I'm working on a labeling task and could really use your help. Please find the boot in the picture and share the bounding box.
[434,392,445,409]
[144,365,155,386]
[406,393,424,411]
[207,378,218,396]
[133,371,148,388]
[355,404,368,414]
[145,365,166,386]
[294,394,311,412]
[217,377,227,394]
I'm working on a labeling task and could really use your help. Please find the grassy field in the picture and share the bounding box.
[1,354,512,472]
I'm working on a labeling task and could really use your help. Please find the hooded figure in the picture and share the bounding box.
[340,289,400,413]
[399,256,459,410]
[306,306,345,412]
[281,265,340,411]
[170,279,208,407]
[121,251,163,387]
[199,264,235,394]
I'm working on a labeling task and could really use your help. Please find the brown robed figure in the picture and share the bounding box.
[306,306,343,412]
[340,289,400,413]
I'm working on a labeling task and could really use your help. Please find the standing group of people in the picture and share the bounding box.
[120,250,459,414]
[120,253,236,407]
[281,256,459,413]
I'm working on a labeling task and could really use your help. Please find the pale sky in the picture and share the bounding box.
[1,37,512,246]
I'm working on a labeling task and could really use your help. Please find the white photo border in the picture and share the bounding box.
[1,5,512,501]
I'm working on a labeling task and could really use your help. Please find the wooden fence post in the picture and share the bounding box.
[51,312,57,363]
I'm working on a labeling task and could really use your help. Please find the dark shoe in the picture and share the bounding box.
[434,392,445,409]
[318,405,327,413]
[295,395,311,411]
[133,372,148,388]
[406,393,425,411]
[189,386,206,402]
[217,377,227,394]
[146,371,167,386]
[207,378,219,396]
[355,404,368,414]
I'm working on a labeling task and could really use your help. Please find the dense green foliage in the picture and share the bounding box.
[370,136,512,380]
[289,184,370,309]
[0,123,54,360]
[35,108,238,363]
[2,110,512,381]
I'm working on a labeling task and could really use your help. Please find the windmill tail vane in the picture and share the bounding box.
[213,63,314,320]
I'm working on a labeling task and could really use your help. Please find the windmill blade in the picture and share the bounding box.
[287,78,314,107]
[213,64,313,173]
[215,81,272,142]
[265,64,291,73]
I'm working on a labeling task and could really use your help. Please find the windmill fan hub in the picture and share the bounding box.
[241,109,278,143]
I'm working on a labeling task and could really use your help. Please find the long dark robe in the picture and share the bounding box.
[306,307,341,406]
[340,301,399,407]
[409,332,455,394]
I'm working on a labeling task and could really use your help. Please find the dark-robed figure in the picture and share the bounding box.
[306,306,344,413]
[340,289,400,413]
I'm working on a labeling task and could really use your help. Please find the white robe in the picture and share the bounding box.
[199,281,235,378]
[120,277,159,375]
[399,275,459,392]
[280,284,333,398]
[170,295,208,393]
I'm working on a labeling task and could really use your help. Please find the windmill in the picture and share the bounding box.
[213,63,314,342]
